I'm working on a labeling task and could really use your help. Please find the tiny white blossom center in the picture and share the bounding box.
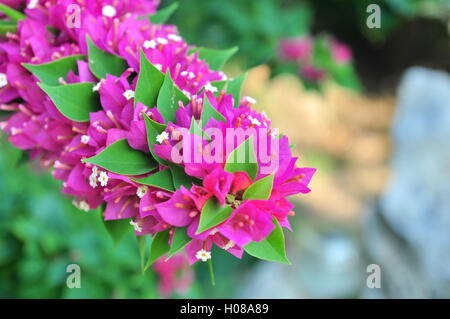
[98,171,109,187]
[123,90,135,100]
[0,73,8,88]
[92,82,101,92]
[81,135,90,144]
[195,249,212,262]
[102,5,117,18]
[136,185,148,198]
[204,83,217,93]
[249,116,261,126]
[156,37,168,45]
[156,131,169,144]
[130,220,143,232]
[244,96,257,104]
[27,0,39,9]
[143,40,156,49]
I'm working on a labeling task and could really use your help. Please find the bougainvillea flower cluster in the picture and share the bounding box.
[0,0,315,285]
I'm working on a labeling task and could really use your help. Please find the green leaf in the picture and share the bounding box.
[244,218,290,264]
[37,82,99,122]
[82,139,157,175]
[103,218,131,245]
[0,4,25,22]
[149,2,179,24]
[228,72,247,108]
[86,35,128,79]
[144,229,170,271]
[200,94,226,127]
[130,169,175,192]
[137,235,150,273]
[23,55,85,86]
[196,198,233,234]
[157,70,189,123]
[189,117,210,140]
[196,46,238,70]
[0,21,17,36]
[134,50,164,107]
[143,113,168,165]
[243,174,274,200]
[166,227,192,260]
[224,136,258,180]
[210,80,228,92]
[168,163,201,189]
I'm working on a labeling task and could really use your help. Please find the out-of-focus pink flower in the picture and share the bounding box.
[300,64,326,82]
[331,39,352,64]
[279,37,312,62]
[153,254,194,297]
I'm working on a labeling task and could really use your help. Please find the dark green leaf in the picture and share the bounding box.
[168,163,201,189]
[0,22,17,36]
[244,218,290,264]
[200,94,226,127]
[0,4,25,22]
[130,169,175,192]
[37,82,99,122]
[224,136,258,180]
[103,218,131,245]
[157,70,189,123]
[196,198,233,234]
[166,227,191,260]
[23,55,85,86]
[243,174,274,200]
[82,139,157,175]
[196,46,238,70]
[149,2,179,24]
[86,35,128,79]
[134,50,164,107]
[144,229,170,271]
[143,113,168,165]
[137,235,150,273]
[228,72,247,108]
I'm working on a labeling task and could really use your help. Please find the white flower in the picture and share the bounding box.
[102,5,117,18]
[91,166,98,176]
[156,37,168,45]
[248,116,261,126]
[168,34,182,42]
[219,71,228,80]
[0,73,8,88]
[180,71,188,77]
[123,90,135,100]
[244,96,257,104]
[98,171,109,187]
[89,174,98,188]
[182,90,191,98]
[195,249,212,262]
[92,82,101,92]
[270,128,279,138]
[204,83,217,93]
[81,135,90,144]
[130,220,143,232]
[156,131,169,144]
[143,40,157,49]
[188,72,195,79]
[73,200,90,212]
[223,240,235,250]
[154,64,162,71]
[27,0,39,9]
[136,185,148,198]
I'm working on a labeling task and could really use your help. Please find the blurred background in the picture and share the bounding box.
[1,0,450,298]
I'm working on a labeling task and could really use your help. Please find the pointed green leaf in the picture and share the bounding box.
[138,235,150,273]
[37,82,99,122]
[196,197,233,235]
[143,113,168,165]
[224,136,258,180]
[103,218,131,245]
[243,174,274,200]
[200,94,226,127]
[86,35,128,79]
[130,169,175,192]
[23,55,85,86]
[210,80,228,92]
[189,117,210,140]
[144,229,171,271]
[82,139,157,175]
[149,2,179,24]
[244,218,290,264]
[228,72,247,108]
[166,227,192,260]
[134,50,164,107]
[168,162,201,189]
[196,46,238,70]
[0,4,25,22]
[157,70,189,123]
